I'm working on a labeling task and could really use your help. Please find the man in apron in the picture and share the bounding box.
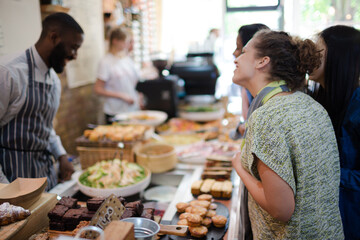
[0,13,84,190]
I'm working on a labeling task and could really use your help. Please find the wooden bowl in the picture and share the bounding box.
[0,177,47,209]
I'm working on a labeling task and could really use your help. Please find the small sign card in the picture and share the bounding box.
[85,194,125,239]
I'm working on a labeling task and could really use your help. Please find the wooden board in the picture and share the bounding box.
[4,192,57,240]
[169,202,229,240]
[0,219,28,240]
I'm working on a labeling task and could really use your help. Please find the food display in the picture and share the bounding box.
[156,118,220,133]
[82,124,152,142]
[113,110,168,126]
[0,202,31,226]
[191,179,232,199]
[79,159,147,189]
[176,140,240,163]
[174,194,228,238]
[158,133,204,146]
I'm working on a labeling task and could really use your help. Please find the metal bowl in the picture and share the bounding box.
[121,217,160,240]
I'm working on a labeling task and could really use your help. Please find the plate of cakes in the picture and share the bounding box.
[171,194,229,239]
[77,159,151,197]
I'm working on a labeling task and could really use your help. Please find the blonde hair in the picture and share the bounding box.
[109,27,127,49]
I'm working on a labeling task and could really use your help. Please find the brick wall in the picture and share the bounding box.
[53,72,104,155]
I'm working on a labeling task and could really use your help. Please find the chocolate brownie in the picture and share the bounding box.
[49,221,65,231]
[125,200,143,216]
[65,222,78,231]
[62,208,85,224]
[80,208,96,221]
[118,196,126,206]
[86,197,105,211]
[120,208,138,219]
[141,208,154,220]
[48,205,69,220]
[57,196,78,209]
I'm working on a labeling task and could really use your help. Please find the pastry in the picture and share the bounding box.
[179,212,191,220]
[177,219,188,226]
[222,180,233,199]
[210,181,223,198]
[189,226,208,238]
[57,196,78,209]
[176,202,190,213]
[211,215,227,228]
[202,217,212,228]
[188,206,207,218]
[197,194,213,202]
[209,203,218,210]
[186,213,202,227]
[206,210,217,218]
[190,200,210,209]
[86,197,105,211]
[191,180,203,195]
[48,205,69,220]
[200,179,215,194]
[0,202,31,226]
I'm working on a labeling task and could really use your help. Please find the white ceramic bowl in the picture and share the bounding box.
[77,168,151,198]
[114,110,168,126]
[144,186,177,202]
[179,108,225,122]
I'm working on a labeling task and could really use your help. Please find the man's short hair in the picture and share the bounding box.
[40,12,84,39]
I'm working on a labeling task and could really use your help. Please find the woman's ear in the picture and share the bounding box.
[256,56,270,69]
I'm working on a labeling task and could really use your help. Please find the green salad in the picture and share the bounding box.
[184,105,218,112]
[79,159,146,189]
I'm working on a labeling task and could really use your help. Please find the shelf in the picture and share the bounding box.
[40,4,70,14]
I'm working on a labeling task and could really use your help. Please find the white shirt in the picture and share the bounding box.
[97,53,140,115]
[0,45,66,159]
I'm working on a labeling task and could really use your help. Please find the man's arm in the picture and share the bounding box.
[48,129,74,181]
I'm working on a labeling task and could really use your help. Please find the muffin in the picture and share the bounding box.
[189,226,208,238]
[176,202,190,213]
[211,215,227,228]
[177,219,188,226]
[206,210,217,218]
[186,213,202,227]
[197,194,213,202]
[190,200,210,209]
[202,217,212,228]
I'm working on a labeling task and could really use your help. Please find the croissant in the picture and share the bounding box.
[0,202,31,226]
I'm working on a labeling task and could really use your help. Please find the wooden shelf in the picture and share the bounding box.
[40,4,70,14]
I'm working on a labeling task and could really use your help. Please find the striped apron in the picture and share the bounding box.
[240,81,290,240]
[0,48,58,191]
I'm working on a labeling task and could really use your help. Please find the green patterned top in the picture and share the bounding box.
[240,91,344,239]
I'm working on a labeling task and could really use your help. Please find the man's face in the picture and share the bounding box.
[49,32,84,73]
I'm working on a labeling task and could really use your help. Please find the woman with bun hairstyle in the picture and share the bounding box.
[231,29,343,239]
[309,25,360,240]
[94,27,141,124]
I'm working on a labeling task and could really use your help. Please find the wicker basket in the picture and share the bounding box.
[77,146,136,169]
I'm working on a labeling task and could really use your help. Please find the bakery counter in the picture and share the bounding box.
[49,162,242,240]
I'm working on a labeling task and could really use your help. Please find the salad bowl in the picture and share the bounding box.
[77,159,151,197]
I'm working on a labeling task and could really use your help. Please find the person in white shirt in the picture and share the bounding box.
[0,13,84,190]
[94,27,141,124]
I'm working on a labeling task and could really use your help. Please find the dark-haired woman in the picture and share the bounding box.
[309,25,360,240]
[94,27,141,124]
[233,24,269,123]
[231,29,343,239]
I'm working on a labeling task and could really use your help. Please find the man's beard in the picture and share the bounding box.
[48,42,67,73]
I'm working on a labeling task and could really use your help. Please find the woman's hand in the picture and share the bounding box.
[232,151,245,176]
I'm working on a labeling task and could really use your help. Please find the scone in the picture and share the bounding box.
[197,194,213,202]
[186,213,202,227]
[179,212,191,220]
[191,180,203,195]
[176,202,190,213]
[177,219,188,226]
[201,217,212,228]
[189,226,208,238]
[190,200,210,209]
[211,215,227,228]
[206,210,217,218]
[189,206,207,218]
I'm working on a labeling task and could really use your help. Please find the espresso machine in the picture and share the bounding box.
[136,59,182,118]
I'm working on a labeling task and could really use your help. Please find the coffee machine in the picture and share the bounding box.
[136,59,182,118]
